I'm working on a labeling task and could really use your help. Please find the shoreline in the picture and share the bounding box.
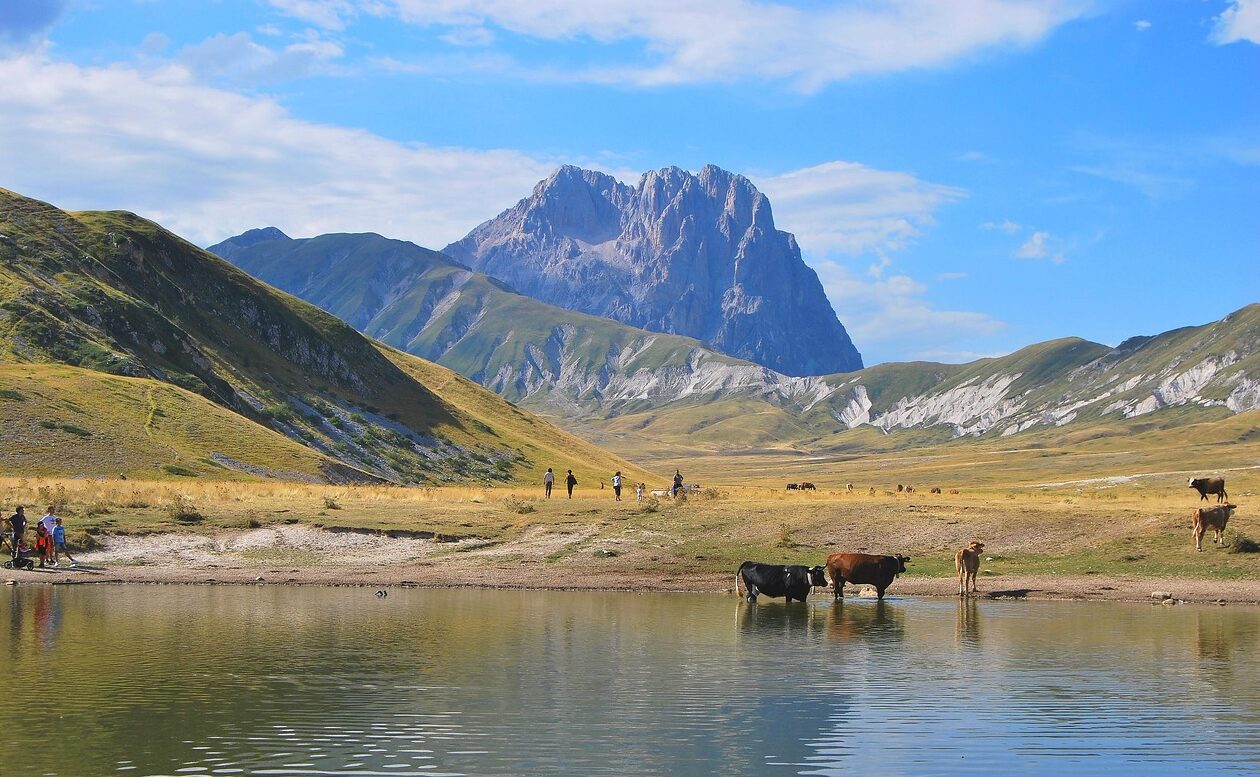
[7,566,1257,605]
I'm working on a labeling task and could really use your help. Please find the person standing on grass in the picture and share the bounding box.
[612,471,623,501]
[636,482,645,502]
[6,505,26,557]
[672,469,684,497]
[566,469,577,499]
[39,506,58,567]
[544,468,555,498]
[53,517,77,568]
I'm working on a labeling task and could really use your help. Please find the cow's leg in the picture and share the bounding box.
[957,567,965,596]
[833,576,845,599]
[876,586,886,599]
[746,584,759,603]
[1195,525,1204,552]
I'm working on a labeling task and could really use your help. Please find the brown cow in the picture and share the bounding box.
[825,552,910,599]
[799,482,817,491]
[949,489,960,495]
[955,541,985,595]
[1193,503,1236,551]
[896,484,904,492]
[1189,477,1228,503]
[930,487,942,494]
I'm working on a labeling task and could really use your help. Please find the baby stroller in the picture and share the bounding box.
[3,536,37,570]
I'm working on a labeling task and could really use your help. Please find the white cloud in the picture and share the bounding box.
[1014,230,1065,263]
[814,260,1004,363]
[1133,19,1151,32]
[177,32,345,84]
[980,219,1022,234]
[327,0,1091,91]
[754,161,966,257]
[1214,1,1260,44]
[0,53,559,247]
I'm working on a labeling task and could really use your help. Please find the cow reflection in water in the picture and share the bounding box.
[824,600,905,643]
[955,598,981,645]
[735,597,827,639]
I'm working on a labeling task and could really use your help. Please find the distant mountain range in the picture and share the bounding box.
[0,187,645,483]
[212,214,1260,451]
[444,165,862,376]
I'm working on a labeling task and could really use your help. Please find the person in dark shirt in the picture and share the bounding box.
[565,470,577,499]
[672,470,684,497]
[6,505,26,557]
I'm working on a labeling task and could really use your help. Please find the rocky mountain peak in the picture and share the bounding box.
[445,164,862,376]
[208,226,290,261]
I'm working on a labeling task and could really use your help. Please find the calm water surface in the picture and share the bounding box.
[2,586,1258,776]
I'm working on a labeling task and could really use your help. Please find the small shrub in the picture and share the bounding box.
[639,496,661,514]
[323,495,342,510]
[244,510,262,529]
[38,419,58,429]
[0,388,24,400]
[58,423,92,438]
[164,493,203,523]
[161,464,198,477]
[83,500,112,517]
[504,495,536,515]
[1230,534,1260,554]
[775,523,794,549]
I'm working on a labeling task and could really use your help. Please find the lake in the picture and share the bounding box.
[3,586,1258,776]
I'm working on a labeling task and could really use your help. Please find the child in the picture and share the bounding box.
[53,517,77,568]
[34,523,51,569]
[636,482,645,502]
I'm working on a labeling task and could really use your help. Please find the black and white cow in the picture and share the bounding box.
[735,561,828,603]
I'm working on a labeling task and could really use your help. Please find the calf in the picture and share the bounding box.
[825,552,910,599]
[955,541,984,595]
[846,483,854,493]
[736,561,828,603]
[1193,504,1236,551]
[1189,477,1228,503]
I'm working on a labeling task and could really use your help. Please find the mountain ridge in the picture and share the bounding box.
[444,164,863,376]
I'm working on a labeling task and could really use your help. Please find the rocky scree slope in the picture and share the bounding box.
[0,188,641,484]
[443,164,863,377]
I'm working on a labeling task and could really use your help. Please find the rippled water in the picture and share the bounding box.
[3,586,1258,776]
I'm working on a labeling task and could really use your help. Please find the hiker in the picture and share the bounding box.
[636,482,645,502]
[6,505,26,557]
[566,469,577,499]
[672,469,684,497]
[39,506,58,567]
[34,523,51,568]
[53,517,77,568]
[612,471,623,501]
[544,467,555,498]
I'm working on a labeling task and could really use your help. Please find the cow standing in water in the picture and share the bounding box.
[1189,477,1228,503]
[825,552,910,599]
[736,562,828,603]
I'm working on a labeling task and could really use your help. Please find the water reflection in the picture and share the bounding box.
[1,587,1258,777]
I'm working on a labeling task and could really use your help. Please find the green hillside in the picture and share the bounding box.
[0,188,648,484]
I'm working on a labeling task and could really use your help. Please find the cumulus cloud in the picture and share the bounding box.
[1014,230,1066,262]
[813,260,1004,364]
[270,0,1090,91]
[755,161,966,257]
[177,32,345,84]
[1214,1,1260,44]
[0,53,558,247]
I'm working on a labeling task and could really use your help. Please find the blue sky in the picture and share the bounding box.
[0,1,1256,366]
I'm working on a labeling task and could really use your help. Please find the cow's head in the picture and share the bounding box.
[1189,478,1203,489]
[895,555,910,575]
[968,541,985,552]
[1224,503,1237,514]
[808,565,828,587]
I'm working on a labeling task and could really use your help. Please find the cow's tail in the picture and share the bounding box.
[735,570,744,598]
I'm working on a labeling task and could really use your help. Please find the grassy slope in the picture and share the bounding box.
[0,364,332,480]
[0,188,647,485]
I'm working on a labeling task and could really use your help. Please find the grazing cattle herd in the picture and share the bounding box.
[740,473,1243,602]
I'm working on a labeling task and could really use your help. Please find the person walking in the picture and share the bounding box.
[672,469,684,497]
[565,469,577,499]
[6,505,26,558]
[39,506,58,567]
[612,471,623,501]
[544,468,555,498]
[53,517,77,568]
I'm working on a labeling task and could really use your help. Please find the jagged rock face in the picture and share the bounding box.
[445,164,863,377]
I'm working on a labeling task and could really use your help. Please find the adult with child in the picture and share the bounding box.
[39,506,59,567]
[566,469,577,499]
[544,467,555,498]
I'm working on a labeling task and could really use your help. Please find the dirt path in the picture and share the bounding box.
[6,528,1258,604]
